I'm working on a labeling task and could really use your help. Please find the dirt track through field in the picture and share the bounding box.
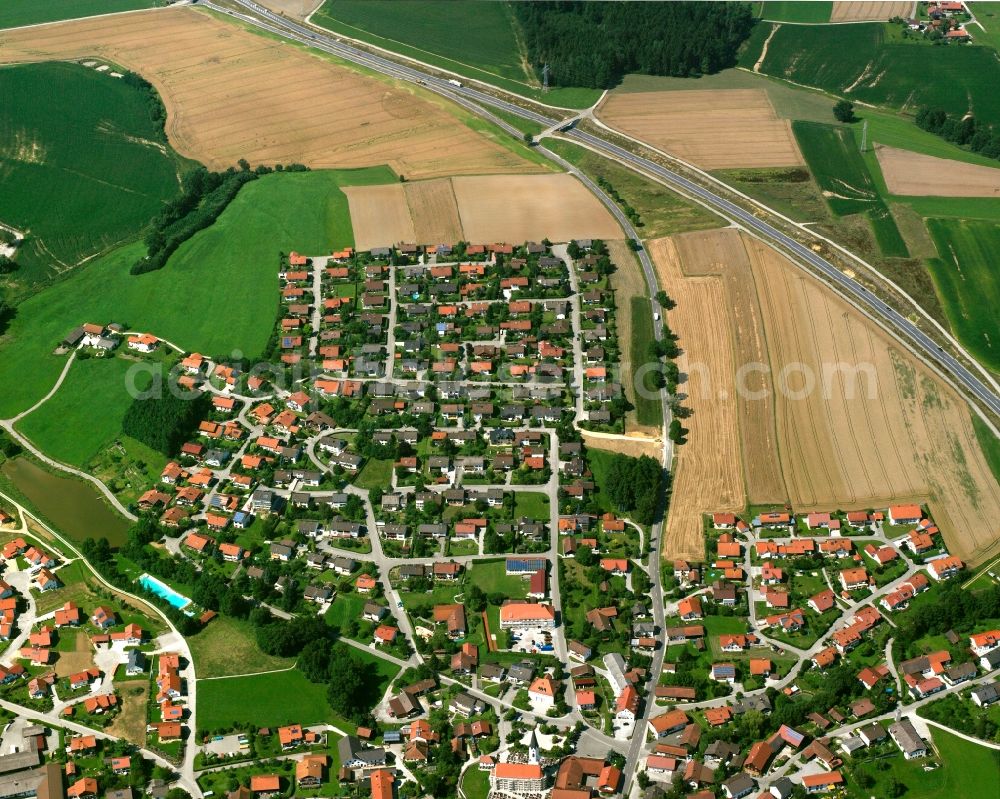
[830,2,914,22]
[404,179,464,245]
[875,145,1000,197]
[345,173,623,245]
[597,89,804,170]
[344,184,415,251]
[651,228,1000,564]
[0,7,540,179]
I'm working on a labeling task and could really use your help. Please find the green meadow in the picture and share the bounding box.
[793,121,907,256]
[758,1,832,23]
[0,167,394,420]
[0,0,159,29]
[311,0,601,108]
[0,62,190,287]
[751,24,1000,124]
[924,218,1000,372]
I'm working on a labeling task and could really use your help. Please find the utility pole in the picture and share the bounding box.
[542,62,550,92]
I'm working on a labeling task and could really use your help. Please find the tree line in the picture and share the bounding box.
[513,2,755,88]
[130,161,309,276]
[915,106,1000,161]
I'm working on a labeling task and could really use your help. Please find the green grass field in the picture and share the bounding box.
[754,23,1000,124]
[0,62,190,288]
[924,218,1000,371]
[973,415,1000,485]
[513,491,550,521]
[185,616,296,679]
[0,168,392,419]
[629,296,664,427]
[467,560,528,598]
[851,726,1000,798]
[793,121,908,256]
[197,669,333,730]
[354,458,393,491]
[0,0,159,29]
[969,2,1000,51]
[311,1,601,108]
[758,1,832,22]
[16,355,158,468]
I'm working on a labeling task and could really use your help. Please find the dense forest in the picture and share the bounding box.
[603,452,665,524]
[513,1,755,88]
[121,389,211,455]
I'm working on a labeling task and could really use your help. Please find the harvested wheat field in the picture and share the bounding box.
[652,228,1000,564]
[404,179,464,245]
[830,1,914,22]
[597,89,804,170]
[344,184,415,251]
[648,236,748,560]
[582,432,662,462]
[257,0,322,18]
[876,145,1000,197]
[0,7,541,179]
[55,631,94,678]
[453,174,623,242]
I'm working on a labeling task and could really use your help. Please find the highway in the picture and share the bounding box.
[201,0,1000,422]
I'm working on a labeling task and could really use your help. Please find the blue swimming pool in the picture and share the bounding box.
[138,573,192,610]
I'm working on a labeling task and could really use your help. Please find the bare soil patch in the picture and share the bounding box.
[107,680,148,745]
[0,7,540,179]
[452,174,623,242]
[404,178,463,244]
[55,631,93,678]
[598,89,804,170]
[582,433,661,462]
[344,183,414,251]
[830,2,914,22]
[648,236,747,561]
[875,144,1000,197]
[258,0,323,19]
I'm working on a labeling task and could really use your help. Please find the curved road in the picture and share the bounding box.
[201,0,1000,423]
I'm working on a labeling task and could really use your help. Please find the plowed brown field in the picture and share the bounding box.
[404,179,464,245]
[597,89,804,170]
[651,229,1000,564]
[0,7,540,179]
[344,184,415,251]
[830,2,914,22]
[345,174,622,246]
[875,145,1000,197]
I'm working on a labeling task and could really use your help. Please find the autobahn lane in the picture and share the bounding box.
[208,0,1000,421]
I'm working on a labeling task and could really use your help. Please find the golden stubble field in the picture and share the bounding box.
[597,89,804,170]
[345,174,623,247]
[0,7,542,179]
[830,1,915,21]
[875,145,1000,197]
[652,228,1000,564]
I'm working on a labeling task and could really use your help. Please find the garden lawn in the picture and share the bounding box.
[0,168,392,419]
[513,492,550,521]
[467,560,529,598]
[0,0,159,28]
[354,458,393,491]
[0,62,189,287]
[461,765,490,799]
[197,669,333,730]
[187,615,295,678]
[924,218,1000,372]
[16,355,159,468]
